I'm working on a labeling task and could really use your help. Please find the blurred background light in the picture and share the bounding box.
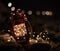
[35,40,38,43]
[43,35,45,38]
[17,9,21,12]
[33,35,35,37]
[17,37,19,39]
[23,37,26,39]
[45,11,53,16]
[8,2,12,7]
[37,35,39,38]
[42,11,46,15]
[36,11,40,15]
[7,39,11,42]
[22,10,25,14]
[17,9,21,11]
[11,7,15,11]
[12,13,15,15]
[27,10,32,15]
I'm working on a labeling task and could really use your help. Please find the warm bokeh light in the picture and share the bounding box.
[36,37,39,40]
[17,9,21,11]
[7,39,11,42]
[16,9,21,13]
[33,35,35,37]
[11,7,15,11]
[36,11,40,15]
[27,10,32,15]
[43,35,45,38]
[23,37,26,39]
[12,13,15,15]
[8,2,12,7]
[37,35,39,38]
[45,11,53,16]
[29,38,38,44]
[13,23,27,37]
[17,37,19,39]
[42,11,53,16]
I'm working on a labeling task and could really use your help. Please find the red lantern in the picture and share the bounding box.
[12,10,28,44]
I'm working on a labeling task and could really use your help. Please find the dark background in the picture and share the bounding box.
[0,0,60,36]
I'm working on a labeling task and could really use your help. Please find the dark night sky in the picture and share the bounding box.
[0,0,60,35]
[1,0,60,9]
[1,0,60,22]
[1,0,60,16]
[1,0,60,25]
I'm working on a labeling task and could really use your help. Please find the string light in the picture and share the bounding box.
[42,11,46,15]
[13,23,27,37]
